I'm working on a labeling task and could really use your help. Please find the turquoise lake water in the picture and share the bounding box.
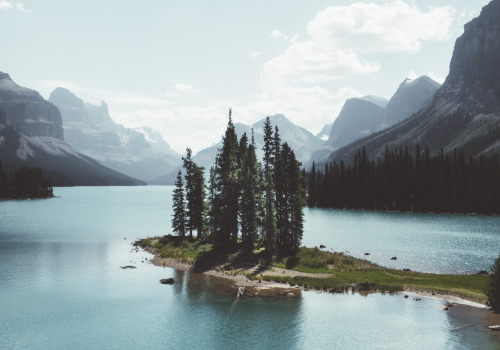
[1,186,500,349]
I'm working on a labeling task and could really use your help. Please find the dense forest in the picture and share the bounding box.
[172,111,306,258]
[0,162,54,199]
[308,145,500,214]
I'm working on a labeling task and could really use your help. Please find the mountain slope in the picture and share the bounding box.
[379,76,441,129]
[49,87,181,182]
[0,73,144,186]
[327,0,500,164]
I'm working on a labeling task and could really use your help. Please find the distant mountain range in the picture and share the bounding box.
[327,0,500,165]
[151,114,325,185]
[49,88,181,182]
[306,76,440,168]
[2,0,498,186]
[0,72,144,186]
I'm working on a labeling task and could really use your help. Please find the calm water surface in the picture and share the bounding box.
[1,186,499,349]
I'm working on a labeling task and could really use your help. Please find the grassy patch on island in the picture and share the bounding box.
[137,236,489,303]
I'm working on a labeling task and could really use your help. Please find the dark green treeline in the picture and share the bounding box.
[0,162,54,199]
[308,145,500,214]
[172,110,306,258]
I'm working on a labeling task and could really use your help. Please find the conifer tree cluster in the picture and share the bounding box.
[0,162,54,199]
[308,145,500,214]
[171,110,306,258]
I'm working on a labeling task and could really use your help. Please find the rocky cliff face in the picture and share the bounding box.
[49,87,181,182]
[380,76,440,128]
[437,0,500,115]
[327,0,500,164]
[328,98,385,150]
[0,72,63,139]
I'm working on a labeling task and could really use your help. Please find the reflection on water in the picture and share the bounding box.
[0,186,499,349]
[303,207,500,274]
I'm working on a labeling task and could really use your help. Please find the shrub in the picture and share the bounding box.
[485,254,500,312]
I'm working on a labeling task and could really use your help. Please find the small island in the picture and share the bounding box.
[142,115,495,306]
[137,235,490,305]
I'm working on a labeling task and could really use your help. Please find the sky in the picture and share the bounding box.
[0,0,492,154]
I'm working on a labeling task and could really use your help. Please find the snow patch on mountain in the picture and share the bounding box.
[16,135,34,160]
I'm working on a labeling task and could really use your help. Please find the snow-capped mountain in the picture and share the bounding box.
[49,87,181,182]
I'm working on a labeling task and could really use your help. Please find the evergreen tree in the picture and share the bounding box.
[212,108,240,251]
[206,166,217,242]
[239,132,261,252]
[486,254,500,312]
[262,116,277,258]
[307,161,317,207]
[172,170,186,237]
[183,148,205,239]
[289,151,306,253]
[191,163,206,239]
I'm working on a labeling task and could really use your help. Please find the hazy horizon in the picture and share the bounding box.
[0,0,491,153]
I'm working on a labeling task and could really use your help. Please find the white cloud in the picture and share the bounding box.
[307,1,454,54]
[270,29,298,43]
[270,29,286,40]
[174,83,199,94]
[0,1,30,12]
[0,1,13,10]
[262,1,454,87]
[16,2,29,12]
[250,50,261,58]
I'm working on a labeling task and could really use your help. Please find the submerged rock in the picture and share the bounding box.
[160,278,175,285]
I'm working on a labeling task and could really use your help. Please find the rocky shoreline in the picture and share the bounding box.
[139,244,492,307]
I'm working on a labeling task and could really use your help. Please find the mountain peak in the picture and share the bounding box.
[403,75,441,89]
[0,71,37,96]
[49,87,84,109]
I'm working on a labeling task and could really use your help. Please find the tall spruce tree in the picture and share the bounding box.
[212,109,240,251]
[191,163,206,239]
[262,116,277,258]
[183,148,205,239]
[206,166,217,242]
[239,131,261,252]
[172,170,186,237]
[288,149,305,253]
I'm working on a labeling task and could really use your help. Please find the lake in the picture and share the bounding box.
[1,186,499,349]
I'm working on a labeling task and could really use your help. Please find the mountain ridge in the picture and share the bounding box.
[49,87,181,182]
[326,0,500,165]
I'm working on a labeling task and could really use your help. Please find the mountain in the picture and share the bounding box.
[0,72,144,186]
[328,0,500,164]
[379,76,441,129]
[0,72,63,139]
[305,97,386,168]
[151,114,324,185]
[49,87,181,182]
[316,123,333,141]
[328,98,386,150]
